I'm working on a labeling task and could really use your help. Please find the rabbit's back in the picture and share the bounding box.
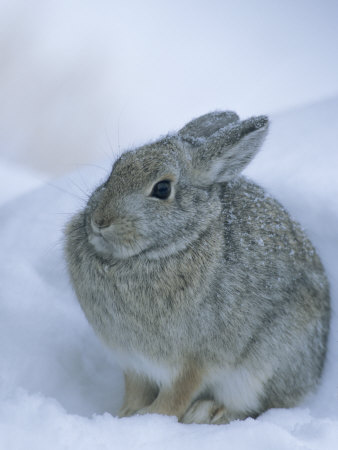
[220,177,329,314]
[212,177,330,408]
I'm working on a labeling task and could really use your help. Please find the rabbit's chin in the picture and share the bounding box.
[88,230,196,260]
[88,233,144,259]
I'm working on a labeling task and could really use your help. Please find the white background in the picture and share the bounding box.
[0,0,337,176]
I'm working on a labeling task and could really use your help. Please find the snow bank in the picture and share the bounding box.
[0,160,45,206]
[0,98,338,449]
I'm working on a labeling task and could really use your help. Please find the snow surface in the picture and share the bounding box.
[1,97,338,449]
[0,160,45,207]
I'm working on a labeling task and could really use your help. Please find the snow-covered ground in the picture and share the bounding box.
[0,97,338,449]
[0,161,46,206]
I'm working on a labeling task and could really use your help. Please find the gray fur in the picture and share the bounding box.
[65,111,330,424]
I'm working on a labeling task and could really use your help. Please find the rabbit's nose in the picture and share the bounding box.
[91,216,112,232]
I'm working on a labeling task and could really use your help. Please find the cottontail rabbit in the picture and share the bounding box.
[65,111,330,424]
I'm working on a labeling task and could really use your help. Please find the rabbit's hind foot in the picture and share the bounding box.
[180,400,230,425]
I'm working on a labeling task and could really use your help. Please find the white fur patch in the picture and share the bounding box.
[112,350,177,387]
[88,234,111,255]
[207,363,273,414]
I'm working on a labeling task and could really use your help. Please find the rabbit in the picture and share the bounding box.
[65,111,330,424]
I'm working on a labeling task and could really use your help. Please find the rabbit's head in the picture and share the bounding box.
[86,111,269,259]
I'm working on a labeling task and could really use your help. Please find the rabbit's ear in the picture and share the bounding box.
[180,114,269,185]
[178,111,240,146]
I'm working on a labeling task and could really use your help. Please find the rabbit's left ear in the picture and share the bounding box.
[179,113,269,185]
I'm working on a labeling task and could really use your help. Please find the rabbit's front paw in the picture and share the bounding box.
[180,400,230,425]
[118,406,139,418]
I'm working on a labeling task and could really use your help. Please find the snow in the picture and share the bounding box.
[0,160,45,207]
[0,97,338,449]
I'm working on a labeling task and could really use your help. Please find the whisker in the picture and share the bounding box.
[76,163,109,174]
[66,178,91,200]
[66,224,87,238]
[44,180,86,203]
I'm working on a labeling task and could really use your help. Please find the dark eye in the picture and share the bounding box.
[151,180,171,200]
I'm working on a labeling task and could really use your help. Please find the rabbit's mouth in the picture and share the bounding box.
[88,232,113,256]
[87,217,147,259]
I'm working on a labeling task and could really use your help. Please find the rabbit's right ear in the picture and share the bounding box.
[178,112,269,185]
[178,111,240,146]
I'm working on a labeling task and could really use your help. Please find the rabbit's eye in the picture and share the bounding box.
[151,180,171,200]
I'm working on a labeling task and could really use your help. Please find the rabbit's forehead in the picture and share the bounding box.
[112,144,180,182]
